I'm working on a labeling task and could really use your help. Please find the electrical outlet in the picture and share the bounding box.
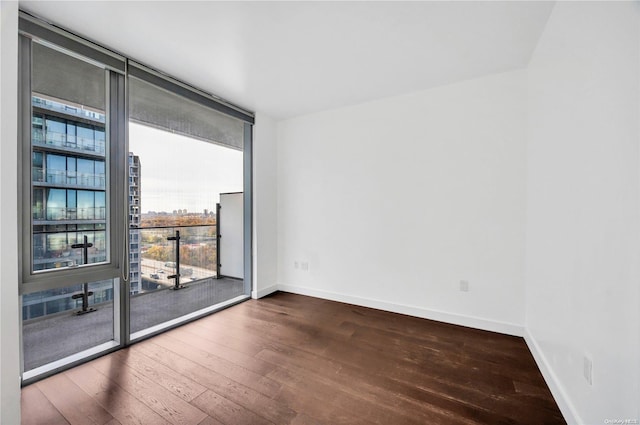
[583,355,593,386]
[459,280,469,292]
[301,261,309,271]
[294,261,299,269]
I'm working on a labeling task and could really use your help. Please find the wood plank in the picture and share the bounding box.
[260,347,469,425]
[107,347,207,402]
[273,374,374,425]
[21,292,564,425]
[65,363,173,425]
[134,340,296,424]
[196,416,225,425]
[241,299,559,424]
[178,320,264,357]
[151,333,282,399]
[190,390,273,425]
[165,327,276,376]
[21,384,69,425]
[37,372,114,425]
[89,354,208,425]
[290,413,324,425]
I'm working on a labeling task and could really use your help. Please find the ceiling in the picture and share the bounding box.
[19,1,555,120]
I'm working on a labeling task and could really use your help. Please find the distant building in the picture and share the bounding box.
[24,94,112,319]
[129,153,141,294]
[23,96,142,318]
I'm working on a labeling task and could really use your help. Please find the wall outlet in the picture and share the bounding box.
[294,261,299,269]
[459,280,469,292]
[301,261,309,271]
[583,355,593,386]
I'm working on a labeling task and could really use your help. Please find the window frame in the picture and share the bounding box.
[17,9,255,383]
[18,24,127,294]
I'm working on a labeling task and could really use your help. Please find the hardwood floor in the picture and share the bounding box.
[21,292,565,425]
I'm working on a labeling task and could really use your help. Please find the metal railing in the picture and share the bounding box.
[130,225,217,293]
[32,168,106,188]
[33,206,107,221]
[33,130,106,155]
[32,96,106,123]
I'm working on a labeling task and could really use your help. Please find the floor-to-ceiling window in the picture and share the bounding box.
[18,12,254,384]
[126,64,252,341]
[19,17,127,381]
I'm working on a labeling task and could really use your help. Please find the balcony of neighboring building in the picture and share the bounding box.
[32,95,106,125]
[33,206,107,224]
[32,103,106,158]
[32,168,106,190]
[32,130,106,158]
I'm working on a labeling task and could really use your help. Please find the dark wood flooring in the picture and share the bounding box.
[21,291,565,425]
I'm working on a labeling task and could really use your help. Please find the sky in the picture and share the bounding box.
[129,122,243,214]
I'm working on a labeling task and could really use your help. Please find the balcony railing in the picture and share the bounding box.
[33,130,106,156]
[32,168,106,188]
[22,224,245,372]
[133,225,218,292]
[32,96,106,123]
[33,206,107,221]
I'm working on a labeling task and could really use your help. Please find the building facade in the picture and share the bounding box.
[129,153,141,295]
[23,94,141,319]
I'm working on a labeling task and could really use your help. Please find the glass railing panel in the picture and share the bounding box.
[33,131,106,155]
[22,279,116,371]
[130,225,244,336]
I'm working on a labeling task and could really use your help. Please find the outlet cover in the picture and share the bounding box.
[294,261,299,269]
[459,280,469,292]
[301,262,309,271]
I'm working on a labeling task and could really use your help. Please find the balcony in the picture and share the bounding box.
[33,206,107,222]
[22,224,245,373]
[33,130,106,156]
[32,96,106,124]
[33,168,106,189]
[22,277,244,372]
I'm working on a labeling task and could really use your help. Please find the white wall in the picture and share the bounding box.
[525,2,640,424]
[0,1,21,423]
[277,70,527,335]
[219,193,244,279]
[252,113,278,298]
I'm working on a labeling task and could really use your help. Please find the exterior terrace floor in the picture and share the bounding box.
[23,277,245,371]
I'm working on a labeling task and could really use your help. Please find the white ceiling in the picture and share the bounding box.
[20,1,554,120]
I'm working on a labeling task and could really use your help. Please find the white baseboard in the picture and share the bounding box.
[252,284,278,299]
[524,329,580,425]
[276,283,524,337]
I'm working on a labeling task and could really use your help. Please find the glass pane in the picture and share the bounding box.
[66,122,77,148]
[45,117,66,147]
[95,160,105,188]
[46,154,66,185]
[45,188,65,220]
[128,76,245,338]
[22,279,116,371]
[32,152,43,182]
[31,41,108,274]
[33,189,44,220]
[77,158,94,187]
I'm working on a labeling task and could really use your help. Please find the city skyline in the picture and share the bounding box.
[129,122,243,214]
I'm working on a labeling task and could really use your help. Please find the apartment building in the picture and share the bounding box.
[128,152,141,295]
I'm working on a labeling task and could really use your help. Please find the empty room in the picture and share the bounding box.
[1,1,639,424]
